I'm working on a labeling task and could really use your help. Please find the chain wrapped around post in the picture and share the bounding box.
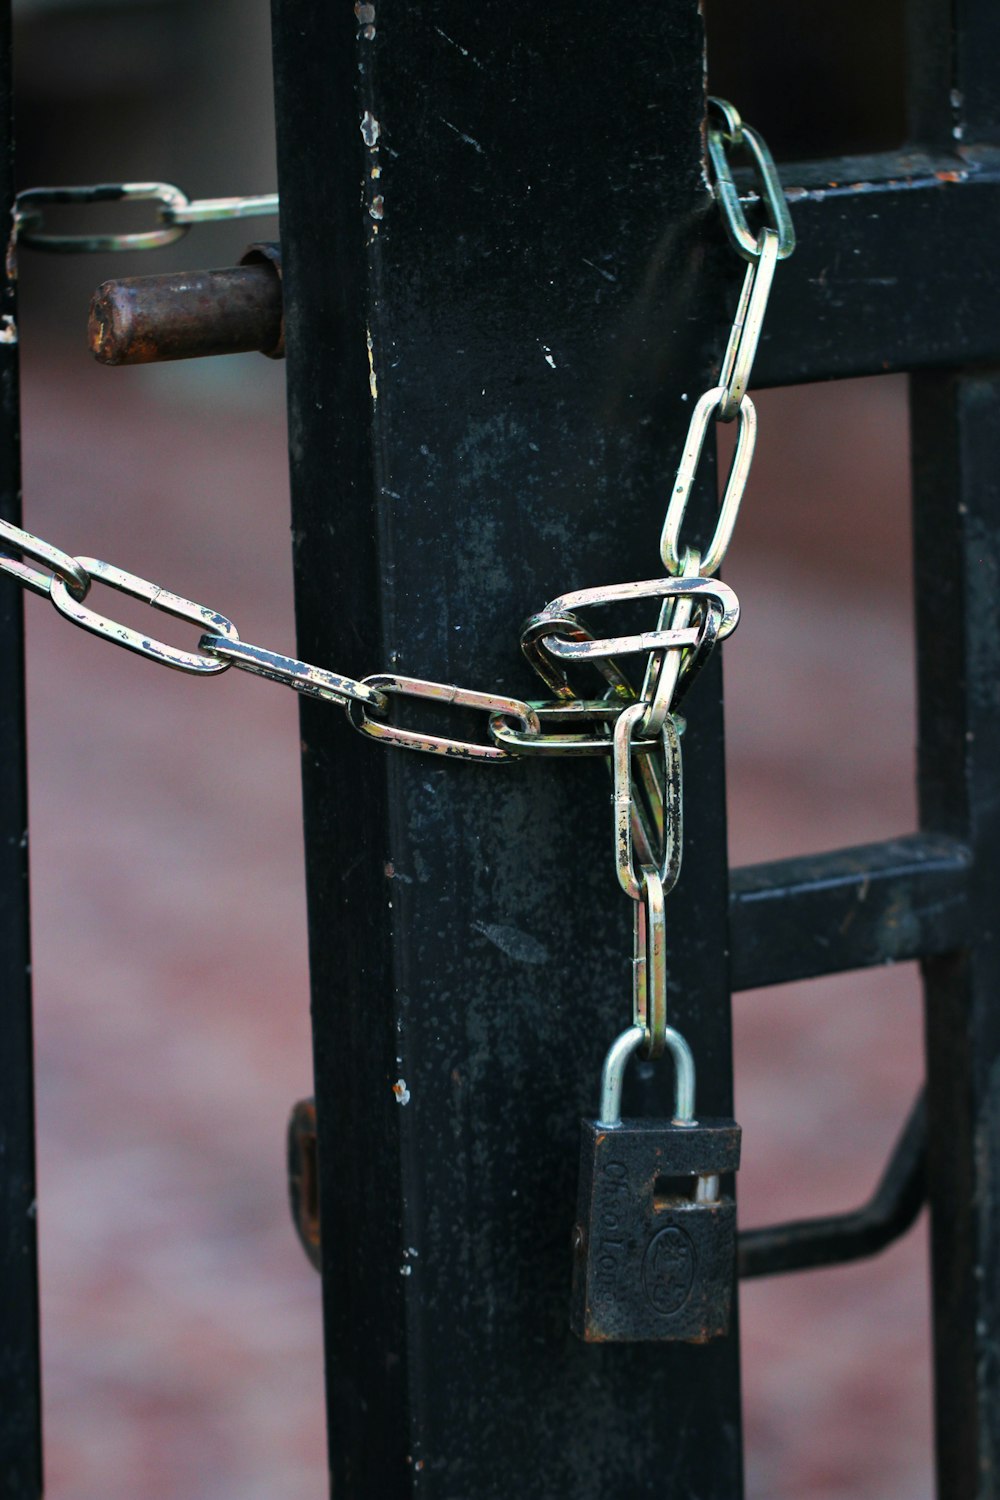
[1,92,793,918]
[2,101,794,1339]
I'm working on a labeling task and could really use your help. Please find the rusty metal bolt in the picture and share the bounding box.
[88,242,284,366]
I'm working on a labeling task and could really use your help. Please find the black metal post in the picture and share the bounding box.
[912,371,1000,1499]
[270,2,742,1495]
[0,2,43,1493]
[905,7,1000,1491]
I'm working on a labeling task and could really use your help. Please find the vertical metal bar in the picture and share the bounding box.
[0,3,43,1495]
[907,9,1000,1490]
[908,0,1000,152]
[912,370,1000,1500]
[952,0,1000,145]
[270,1,741,1495]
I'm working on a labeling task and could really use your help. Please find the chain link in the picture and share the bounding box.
[0,519,90,598]
[14,182,278,254]
[612,705,683,903]
[199,636,388,710]
[346,676,541,761]
[659,386,757,576]
[706,96,796,262]
[49,558,239,674]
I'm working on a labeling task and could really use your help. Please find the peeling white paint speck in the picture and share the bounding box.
[366,328,378,401]
[393,1077,410,1105]
[440,118,484,155]
[361,110,381,148]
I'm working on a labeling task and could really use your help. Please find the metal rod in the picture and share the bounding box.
[738,1088,927,1279]
[88,258,283,365]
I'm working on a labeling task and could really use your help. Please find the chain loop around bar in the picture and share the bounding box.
[707,96,796,262]
[1,97,789,798]
[1,97,793,1137]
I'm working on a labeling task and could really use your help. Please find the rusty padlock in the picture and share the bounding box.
[570,1023,740,1343]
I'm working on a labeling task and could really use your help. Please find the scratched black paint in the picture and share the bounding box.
[270,1,740,1496]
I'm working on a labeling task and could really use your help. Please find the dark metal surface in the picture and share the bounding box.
[912,371,1000,1499]
[0,0,43,1493]
[570,1117,740,1343]
[271,1,741,1494]
[907,15,1000,1492]
[751,150,1000,388]
[88,250,283,365]
[729,835,971,992]
[739,1090,927,1279]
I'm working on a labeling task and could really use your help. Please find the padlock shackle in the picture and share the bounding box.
[597,1023,695,1128]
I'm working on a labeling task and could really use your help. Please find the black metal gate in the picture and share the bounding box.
[4,1,1000,1495]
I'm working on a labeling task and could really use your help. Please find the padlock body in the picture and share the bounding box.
[570,1116,740,1343]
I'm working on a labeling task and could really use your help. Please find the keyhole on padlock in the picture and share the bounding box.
[652,1175,689,1209]
[653,1173,721,1208]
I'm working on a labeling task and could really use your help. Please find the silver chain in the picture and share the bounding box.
[507,96,795,1058]
[14,182,278,254]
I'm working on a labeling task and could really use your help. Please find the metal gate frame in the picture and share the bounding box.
[270,0,1000,1493]
[3,0,1000,1495]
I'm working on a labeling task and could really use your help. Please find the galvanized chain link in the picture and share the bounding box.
[14,182,279,254]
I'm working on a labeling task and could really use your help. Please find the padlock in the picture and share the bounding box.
[570,1023,740,1343]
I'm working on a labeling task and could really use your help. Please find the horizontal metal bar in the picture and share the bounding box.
[749,147,1000,385]
[729,833,971,993]
[738,1088,926,1278]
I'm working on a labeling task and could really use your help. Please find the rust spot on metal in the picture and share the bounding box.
[88,248,283,366]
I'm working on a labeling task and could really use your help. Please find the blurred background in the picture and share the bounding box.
[12,2,929,1497]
